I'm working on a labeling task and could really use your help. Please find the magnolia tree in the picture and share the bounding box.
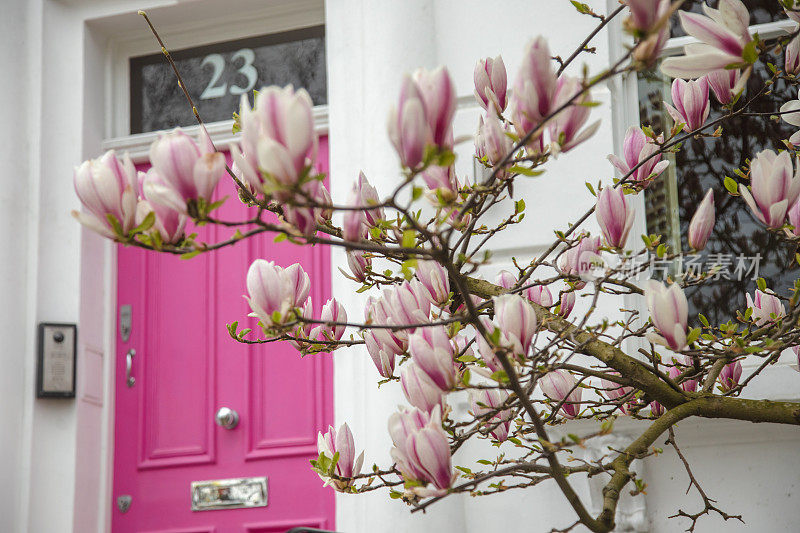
[72,1,800,531]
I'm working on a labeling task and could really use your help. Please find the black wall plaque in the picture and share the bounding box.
[130,26,326,134]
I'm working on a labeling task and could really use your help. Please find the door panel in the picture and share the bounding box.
[113,140,333,533]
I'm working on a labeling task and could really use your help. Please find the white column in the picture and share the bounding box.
[327,1,467,531]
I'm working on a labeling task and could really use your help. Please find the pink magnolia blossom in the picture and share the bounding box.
[400,363,446,413]
[136,168,188,243]
[409,326,457,391]
[557,235,602,283]
[364,329,398,378]
[310,298,347,342]
[493,294,538,357]
[388,75,430,168]
[739,149,800,229]
[717,360,742,392]
[644,280,689,351]
[231,86,317,195]
[317,423,364,491]
[665,78,710,132]
[687,189,715,250]
[345,250,370,282]
[548,75,601,153]
[72,150,138,238]
[625,0,670,34]
[365,295,407,353]
[343,173,383,241]
[600,373,635,414]
[650,400,665,417]
[538,369,582,419]
[746,289,785,325]
[470,389,512,442]
[475,317,505,374]
[789,200,800,236]
[780,90,800,146]
[558,291,576,318]
[474,55,508,113]
[660,0,753,80]
[526,284,554,307]
[788,36,800,76]
[146,129,225,214]
[596,186,635,248]
[420,165,460,203]
[245,260,307,327]
[476,113,513,165]
[495,270,517,291]
[416,260,450,307]
[511,37,558,150]
[389,406,454,494]
[668,357,698,393]
[608,127,669,187]
[792,346,800,372]
[706,69,741,105]
[384,280,432,329]
[284,180,330,236]
[389,67,456,168]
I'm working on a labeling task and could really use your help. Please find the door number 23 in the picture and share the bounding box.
[200,48,258,100]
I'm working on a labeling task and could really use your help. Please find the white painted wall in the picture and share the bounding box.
[327,1,800,532]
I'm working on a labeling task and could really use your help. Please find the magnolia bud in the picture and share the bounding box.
[416,261,451,307]
[557,291,576,318]
[538,369,582,419]
[493,294,537,357]
[469,389,512,441]
[746,289,786,325]
[389,406,453,493]
[608,127,669,187]
[596,186,635,248]
[706,69,740,105]
[474,55,508,113]
[409,326,457,391]
[740,149,800,228]
[787,35,800,76]
[644,281,689,351]
[317,423,364,491]
[687,189,715,250]
[717,360,742,392]
[400,363,446,413]
[665,78,710,132]
[72,150,138,238]
[310,298,347,342]
[364,330,397,378]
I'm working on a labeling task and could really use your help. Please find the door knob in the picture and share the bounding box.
[215,407,239,429]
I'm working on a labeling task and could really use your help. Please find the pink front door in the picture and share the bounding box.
[113,140,334,533]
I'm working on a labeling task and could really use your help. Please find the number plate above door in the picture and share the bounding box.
[190,477,268,511]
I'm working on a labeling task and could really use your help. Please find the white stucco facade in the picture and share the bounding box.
[0,1,798,532]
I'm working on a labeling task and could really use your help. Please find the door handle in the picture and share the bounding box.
[126,349,136,387]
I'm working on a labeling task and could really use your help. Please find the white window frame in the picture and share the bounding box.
[101,0,328,162]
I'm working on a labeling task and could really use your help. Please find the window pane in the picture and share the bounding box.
[638,60,799,324]
[671,1,787,38]
[130,26,326,134]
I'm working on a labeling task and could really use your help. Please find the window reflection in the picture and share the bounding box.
[638,58,799,324]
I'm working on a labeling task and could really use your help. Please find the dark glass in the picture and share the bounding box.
[638,60,800,325]
[130,26,326,134]
[671,0,787,37]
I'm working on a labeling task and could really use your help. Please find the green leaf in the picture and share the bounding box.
[411,186,423,201]
[757,277,767,292]
[724,176,739,195]
[514,199,526,214]
[508,165,544,178]
[570,0,593,14]
[686,327,701,344]
[585,182,596,197]
[402,230,416,248]
[476,459,492,465]
[105,214,124,237]
[698,313,710,327]
[656,243,667,258]
[490,370,509,383]
[132,210,156,234]
[180,250,202,260]
[742,39,758,64]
